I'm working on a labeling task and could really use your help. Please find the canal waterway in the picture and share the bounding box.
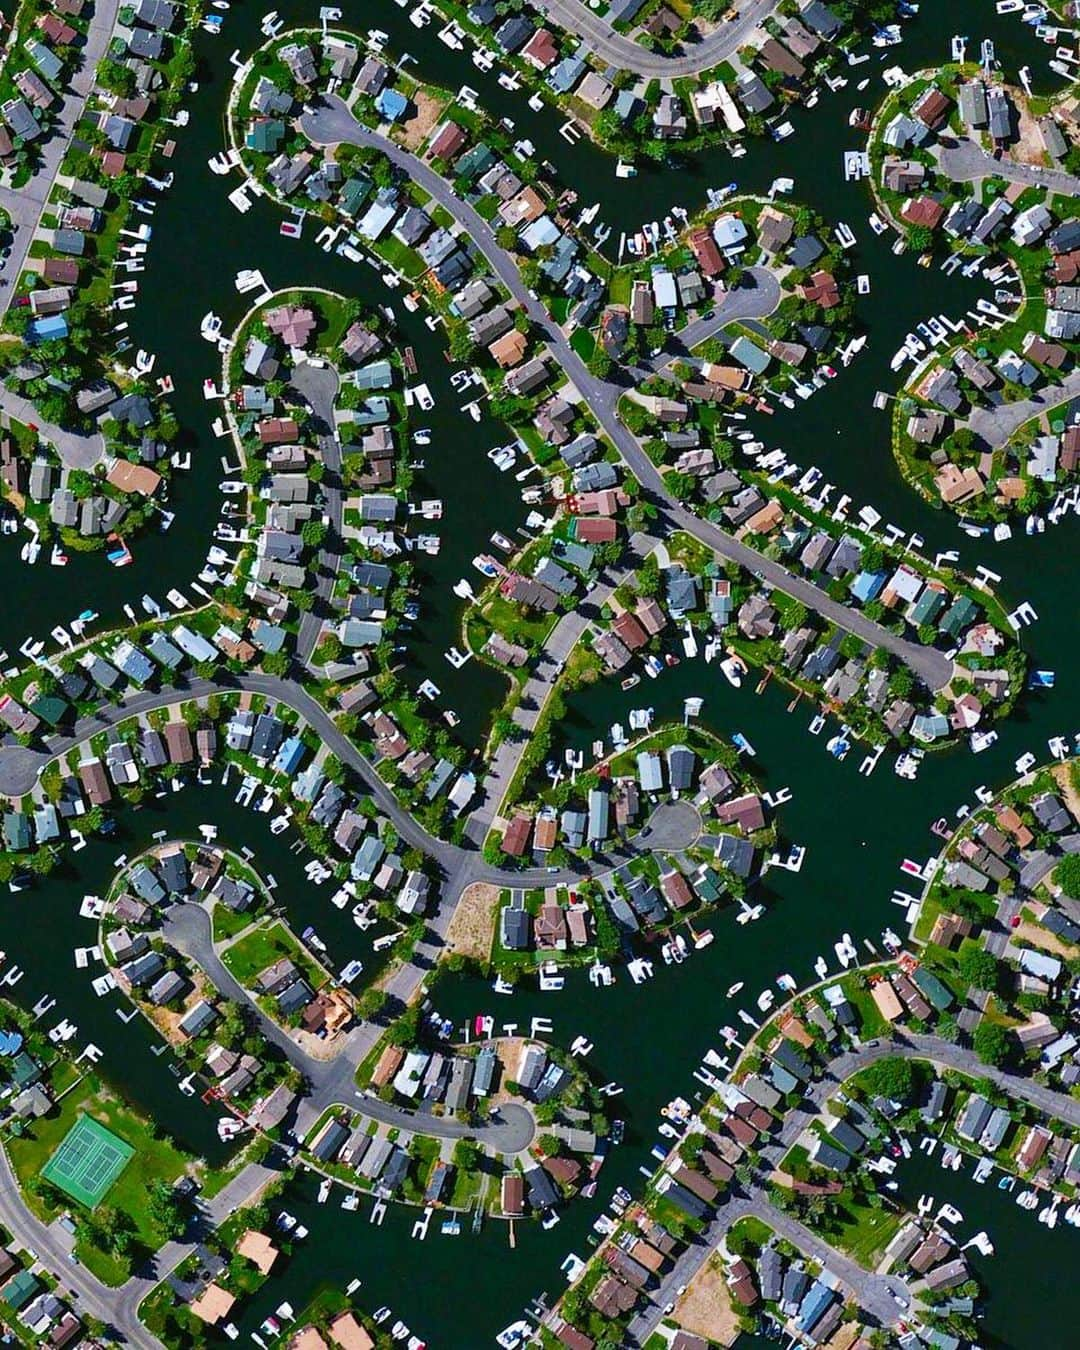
[895,1146,1080,1350]
[0,3,1074,1345]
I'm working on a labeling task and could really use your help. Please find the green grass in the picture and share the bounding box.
[212,902,254,944]
[830,1199,903,1269]
[221,920,319,989]
[8,1077,189,1285]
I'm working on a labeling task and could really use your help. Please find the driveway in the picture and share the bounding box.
[0,0,124,310]
[0,383,103,469]
[934,136,1080,198]
[966,367,1080,451]
[299,100,952,692]
[533,0,780,78]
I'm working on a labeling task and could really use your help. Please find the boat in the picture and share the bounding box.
[725,982,744,998]
[834,933,857,967]
[105,533,133,566]
[495,1321,531,1349]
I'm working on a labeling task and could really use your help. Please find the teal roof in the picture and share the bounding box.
[909,587,945,626]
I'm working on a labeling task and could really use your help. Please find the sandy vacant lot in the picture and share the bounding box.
[398,89,445,152]
[445,882,499,963]
[673,1253,740,1347]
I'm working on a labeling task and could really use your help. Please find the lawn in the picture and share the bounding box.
[221,920,319,989]
[8,1076,189,1285]
[830,1198,903,1269]
[837,976,890,1040]
[212,901,254,944]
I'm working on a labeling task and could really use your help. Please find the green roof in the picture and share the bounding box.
[246,119,284,154]
[28,695,67,727]
[939,594,978,638]
[909,587,945,626]
[2,1270,39,1310]
[339,175,372,216]
[10,1052,39,1088]
[911,963,953,1010]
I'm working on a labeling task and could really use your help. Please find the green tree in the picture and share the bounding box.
[958,945,1000,993]
[452,1138,480,1171]
[860,1055,915,1103]
[261,649,290,677]
[301,519,328,550]
[974,1020,1011,1068]
[1055,854,1080,899]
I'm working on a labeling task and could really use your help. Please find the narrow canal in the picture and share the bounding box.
[0,3,1074,1345]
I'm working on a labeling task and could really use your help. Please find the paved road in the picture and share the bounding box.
[934,136,1080,199]
[301,100,953,693]
[0,1143,278,1347]
[467,530,654,842]
[0,383,103,469]
[0,0,123,309]
[640,264,782,375]
[533,0,779,77]
[163,898,537,1150]
[966,367,1080,451]
[623,1028,1080,1344]
[289,361,344,665]
[628,1192,913,1346]
[0,1147,159,1346]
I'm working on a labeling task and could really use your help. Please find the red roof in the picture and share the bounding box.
[688,227,724,278]
[900,196,945,229]
[501,814,532,856]
[428,121,467,162]
[573,517,618,543]
[611,611,647,650]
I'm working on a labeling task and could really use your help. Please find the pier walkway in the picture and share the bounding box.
[626,1029,1080,1344]
[299,98,954,693]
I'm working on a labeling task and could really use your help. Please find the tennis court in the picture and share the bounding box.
[41,1113,135,1208]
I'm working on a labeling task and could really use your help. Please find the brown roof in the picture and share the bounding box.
[42,257,79,285]
[688,227,724,277]
[501,1172,524,1215]
[328,1313,375,1350]
[370,1042,404,1087]
[106,460,161,495]
[237,1229,279,1275]
[190,1284,236,1325]
[501,814,532,856]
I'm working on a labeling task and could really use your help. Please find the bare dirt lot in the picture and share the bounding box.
[445,882,499,963]
[398,89,445,152]
[673,1253,741,1347]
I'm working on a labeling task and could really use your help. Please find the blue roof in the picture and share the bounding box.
[375,88,408,121]
[850,569,886,603]
[272,735,306,775]
[796,1282,835,1333]
[30,314,68,342]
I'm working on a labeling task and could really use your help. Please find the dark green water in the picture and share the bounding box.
[0,1,1075,1345]
[895,1147,1080,1350]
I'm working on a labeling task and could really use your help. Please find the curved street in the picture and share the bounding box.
[533,0,780,78]
[163,901,536,1151]
[300,97,954,692]
[934,135,1080,198]
[626,1029,1080,1344]
[0,383,103,470]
